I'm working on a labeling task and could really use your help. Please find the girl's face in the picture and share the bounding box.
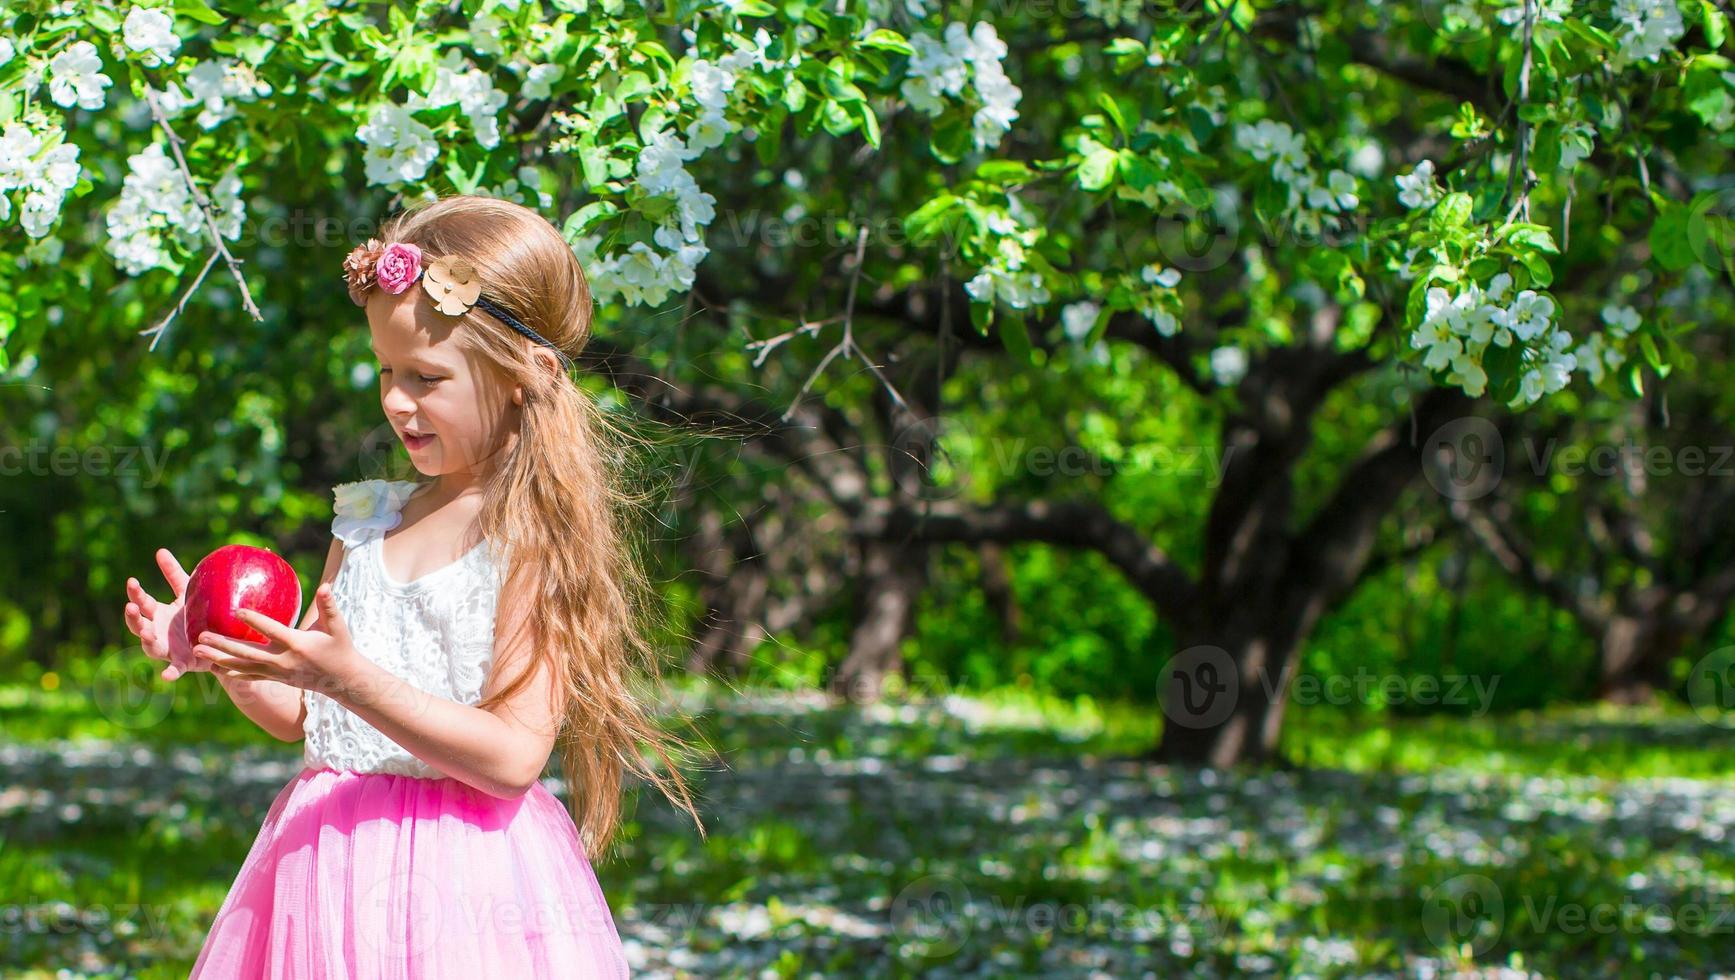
[366,287,522,485]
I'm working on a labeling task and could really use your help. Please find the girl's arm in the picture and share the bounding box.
[215,537,343,742]
[326,570,560,800]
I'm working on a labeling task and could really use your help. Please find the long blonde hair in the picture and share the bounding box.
[374,194,703,857]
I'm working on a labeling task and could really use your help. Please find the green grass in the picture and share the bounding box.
[4,676,1733,976]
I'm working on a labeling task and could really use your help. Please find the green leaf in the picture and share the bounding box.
[562,201,619,240]
[822,74,868,106]
[969,298,994,336]
[755,108,786,167]
[1431,192,1474,231]
[1483,341,1525,404]
[930,116,970,164]
[1096,93,1127,137]
[1649,205,1697,272]
[1563,17,1617,50]
[976,160,1034,182]
[905,195,961,243]
[1702,0,1729,48]
[998,311,1033,363]
[859,29,914,55]
[853,99,881,148]
[1118,150,1160,192]
[1503,222,1559,254]
[732,0,776,15]
[175,0,227,25]
[577,137,610,189]
[1467,256,1504,279]
[1077,147,1119,191]
[1640,333,1665,372]
[819,98,857,137]
[86,5,121,30]
[445,156,487,195]
[615,71,653,103]
[781,77,808,114]
[1518,251,1554,286]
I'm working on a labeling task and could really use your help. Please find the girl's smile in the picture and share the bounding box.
[400,430,436,452]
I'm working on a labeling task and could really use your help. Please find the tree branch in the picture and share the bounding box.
[143,87,262,326]
[850,496,1197,618]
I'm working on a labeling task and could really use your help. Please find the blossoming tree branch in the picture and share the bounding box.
[3,0,1730,763]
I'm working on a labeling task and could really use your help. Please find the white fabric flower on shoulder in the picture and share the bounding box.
[331,479,419,547]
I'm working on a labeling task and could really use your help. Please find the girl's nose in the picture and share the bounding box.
[380,379,418,418]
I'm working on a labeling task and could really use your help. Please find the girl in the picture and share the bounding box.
[121,194,701,977]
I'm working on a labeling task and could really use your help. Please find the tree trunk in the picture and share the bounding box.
[978,542,1022,645]
[1154,624,1307,766]
[1597,613,1683,705]
[829,539,929,702]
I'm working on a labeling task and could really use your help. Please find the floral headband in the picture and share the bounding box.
[342,239,574,371]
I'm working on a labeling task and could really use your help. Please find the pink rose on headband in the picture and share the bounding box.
[374,242,423,294]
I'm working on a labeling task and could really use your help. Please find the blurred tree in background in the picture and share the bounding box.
[1,0,1732,769]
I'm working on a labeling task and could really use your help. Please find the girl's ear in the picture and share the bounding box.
[513,350,561,407]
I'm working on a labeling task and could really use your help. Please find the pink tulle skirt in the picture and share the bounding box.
[189,766,629,978]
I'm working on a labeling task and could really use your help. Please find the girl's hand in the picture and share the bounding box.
[191,584,363,695]
[123,548,208,681]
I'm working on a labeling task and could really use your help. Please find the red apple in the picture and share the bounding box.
[183,545,303,647]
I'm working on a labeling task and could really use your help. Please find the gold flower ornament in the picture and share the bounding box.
[421,256,483,316]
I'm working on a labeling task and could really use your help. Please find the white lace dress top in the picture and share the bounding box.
[301,479,502,778]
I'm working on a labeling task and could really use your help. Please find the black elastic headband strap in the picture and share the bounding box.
[474,295,574,371]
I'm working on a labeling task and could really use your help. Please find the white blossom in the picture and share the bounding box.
[417,54,507,149]
[1395,160,1443,209]
[1574,331,1627,384]
[685,109,734,155]
[1307,169,1359,212]
[1411,291,1464,371]
[1143,303,1180,336]
[570,127,722,307]
[1495,0,1571,39]
[1496,289,1555,342]
[1210,346,1248,385]
[1612,0,1685,65]
[0,122,81,238]
[1061,301,1100,342]
[1558,121,1596,170]
[1141,264,1182,289]
[900,21,1021,150]
[470,14,505,56]
[183,59,272,129]
[123,7,181,67]
[48,41,113,111]
[1600,303,1641,337]
[521,63,563,100]
[104,144,245,273]
[357,104,439,186]
[688,59,738,111]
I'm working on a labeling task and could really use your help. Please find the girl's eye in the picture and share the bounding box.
[418,375,442,385]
